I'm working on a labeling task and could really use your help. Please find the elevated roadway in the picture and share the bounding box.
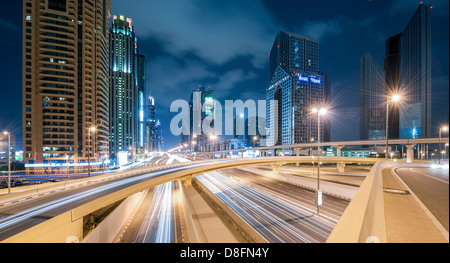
[0,156,447,243]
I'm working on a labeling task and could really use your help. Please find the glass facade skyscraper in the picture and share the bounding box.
[362,3,432,141]
[182,86,215,152]
[398,3,432,139]
[266,31,330,146]
[360,53,386,140]
[109,15,146,161]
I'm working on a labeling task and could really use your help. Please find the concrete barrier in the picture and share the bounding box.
[82,191,146,243]
[327,162,391,243]
[193,178,268,243]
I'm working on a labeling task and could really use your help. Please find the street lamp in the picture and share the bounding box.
[439,126,448,164]
[210,135,217,156]
[446,143,449,159]
[192,141,197,160]
[311,107,327,215]
[3,131,11,194]
[88,127,96,177]
[386,94,401,160]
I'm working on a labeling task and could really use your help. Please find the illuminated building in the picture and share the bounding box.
[398,3,432,138]
[22,0,112,166]
[0,134,16,165]
[182,86,215,152]
[360,52,386,140]
[109,15,146,161]
[146,96,163,152]
[266,31,330,147]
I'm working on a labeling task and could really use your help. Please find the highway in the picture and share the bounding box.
[394,166,449,231]
[195,171,340,243]
[0,155,202,241]
[117,180,186,243]
[221,167,350,220]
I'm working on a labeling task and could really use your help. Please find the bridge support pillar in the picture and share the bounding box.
[271,163,284,173]
[181,175,195,185]
[335,145,345,157]
[337,162,346,173]
[294,148,302,166]
[405,144,416,163]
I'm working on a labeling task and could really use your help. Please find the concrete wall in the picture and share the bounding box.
[326,162,390,243]
[2,211,83,243]
[82,191,146,243]
[193,178,268,243]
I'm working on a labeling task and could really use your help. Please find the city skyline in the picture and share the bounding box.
[0,0,448,151]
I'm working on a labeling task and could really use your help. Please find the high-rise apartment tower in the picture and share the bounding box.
[22,0,111,166]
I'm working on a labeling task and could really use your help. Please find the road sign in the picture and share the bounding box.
[317,190,322,206]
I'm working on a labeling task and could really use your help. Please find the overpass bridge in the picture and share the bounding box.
[197,137,449,164]
[0,156,447,243]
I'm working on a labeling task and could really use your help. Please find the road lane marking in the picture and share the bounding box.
[403,168,449,184]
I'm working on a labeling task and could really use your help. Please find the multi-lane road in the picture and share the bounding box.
[394,166,449,231]
[196,170,347,243]
[3,153,443,243]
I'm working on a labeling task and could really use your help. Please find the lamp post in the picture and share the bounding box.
[3,131,11,194]
[210,135,217,158]
[446,143,449,159]
[439,126,448,164]
[311,107,327,215]
[192,141,197,160]
[386,94,401,160]
[88,127,96,177]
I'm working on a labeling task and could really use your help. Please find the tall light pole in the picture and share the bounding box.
[88,127,96,177]
[253,136,258,157]
[312,107,327,215]
[386,94,401,160]
[439,126,448,164]
[192,141,197,160]
[3,131,11,194]
[210,135,217,158]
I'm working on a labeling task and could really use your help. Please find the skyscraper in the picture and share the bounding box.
[398,3,432,139]
[266,31,330,147]
[146,96,163,152]
[362,3,432,141]
[360,53,386,140]
[182,86,215,152]
[109,15,146,161]
[22,0,111,167]
[385,33,402,140]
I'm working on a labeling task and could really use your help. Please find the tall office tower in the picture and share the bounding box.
[266,31,330,147]
[22,0,111,167]
[146,96,161,152]
[398,3,432,138]
[360,53,386,140]
[136,54,146,151]
[385,33,402,139]
[109,15,146,161]
[182,86,215,151]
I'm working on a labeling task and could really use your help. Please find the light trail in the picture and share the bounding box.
[139,181,175,243]
[196,171,334,243]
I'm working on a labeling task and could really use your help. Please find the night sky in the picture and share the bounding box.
[0,0,448,151]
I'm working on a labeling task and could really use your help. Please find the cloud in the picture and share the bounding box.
[147,56,216,108]
[207,69,258,99]
[113,0,280,68]
[298,17,347,41]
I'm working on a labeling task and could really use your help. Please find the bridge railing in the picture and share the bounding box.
[326,161,392,243]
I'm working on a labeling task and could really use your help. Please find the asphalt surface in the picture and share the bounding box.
[196,170,347,243]
[394,167,449,231]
